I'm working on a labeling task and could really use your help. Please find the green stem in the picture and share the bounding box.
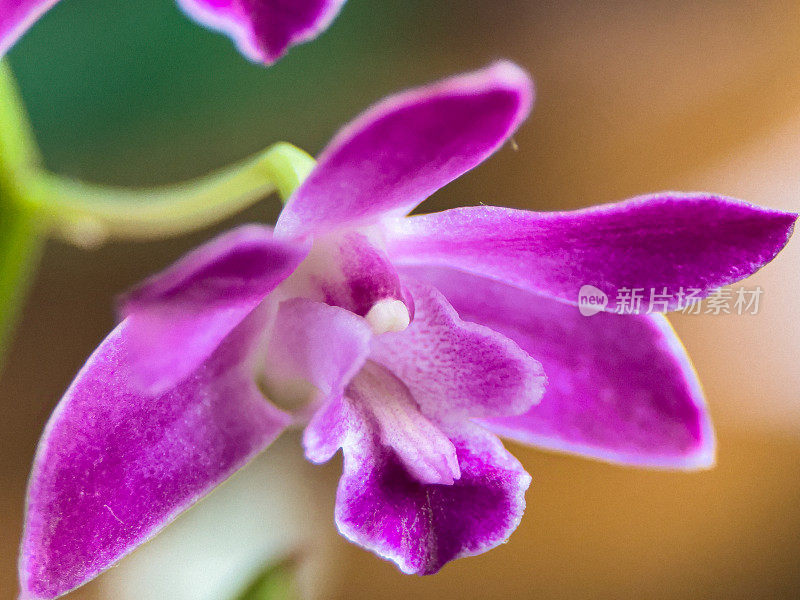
[0,199,43,363]
[0,61,40,176]
[17,142,315,246]
[0,61,44,366]
[0,59,315,367]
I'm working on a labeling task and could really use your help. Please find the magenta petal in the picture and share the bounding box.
[177,0,346,63]
[119,225,307,394]
[386,194,797,312]
[407,266,715,469]
[19,313,290,600]
[301,355,461,486]
[303,393,349,464]
[335,423,530,575]
[0,0,59,57]
[275,62,534,238]
[344,361,460,485]
[370,280,545,423]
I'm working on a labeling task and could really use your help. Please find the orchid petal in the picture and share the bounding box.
[1,0,344,62]
[386,194,797,312]
[0,0,59,58]
[370,280,545,423]
[119,225,307,394]
[301,354,461,486]
[275,61,533,238]
[334,422,530,575]
[343,360,460,485]
[263,297,372,413]
[19,310,290,600]
[407,266,715,469]
[302,393,350,464]
[176,0,346,63]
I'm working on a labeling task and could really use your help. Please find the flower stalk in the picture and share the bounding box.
[0,197,43,363]
[0,59,314,366]
[19,142,314,246]
[0,61,43,363]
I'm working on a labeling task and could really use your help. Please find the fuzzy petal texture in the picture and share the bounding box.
[370,280,546,423]
[275,61,533,238]
[176,0,346,63]
[119,225,307,394]
[0,0,59,57]
[19,311,291,600]
[334,418,530,575]
[263,297,372,411]
[407,266,715,469]
[386,194,797,312]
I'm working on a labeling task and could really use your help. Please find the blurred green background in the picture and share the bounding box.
[2,0,800,598]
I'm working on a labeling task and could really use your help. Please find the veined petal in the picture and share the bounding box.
[19,311,291,600]
[334,424,530,575]
[386,194,797,312]
[344,361,460,485]
[370,280,545,423]
[119,225,308,394]
[263,298,372,413]
[407,266,715,469]
[176,0,346,64]
[303,359,460,486]
[0,0,59,57]
[275,61,533,238]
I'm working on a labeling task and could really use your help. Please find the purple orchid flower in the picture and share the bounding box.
[0,0,345,62]
[18,62,796,599]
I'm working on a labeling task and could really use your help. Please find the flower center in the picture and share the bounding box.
[365,298,410,334]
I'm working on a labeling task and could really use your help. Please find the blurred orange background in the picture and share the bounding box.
[1,1,799,598]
